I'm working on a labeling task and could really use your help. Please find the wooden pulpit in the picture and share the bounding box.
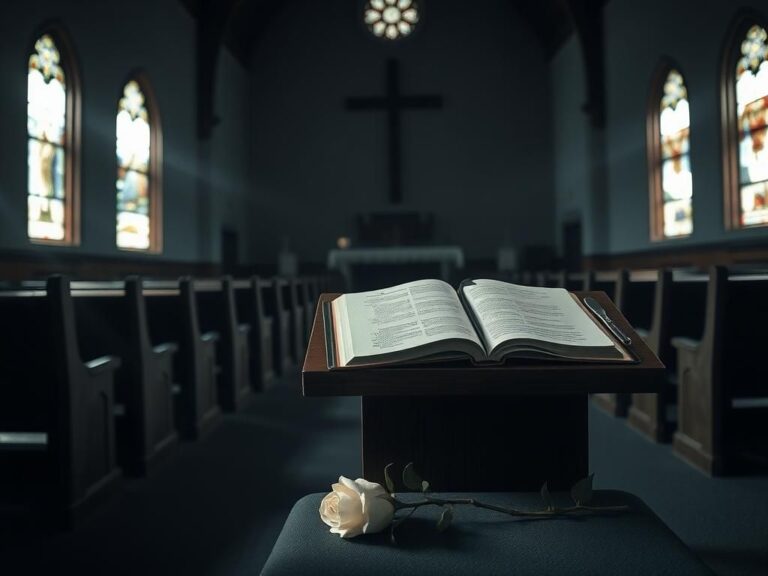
[303,292,664,492]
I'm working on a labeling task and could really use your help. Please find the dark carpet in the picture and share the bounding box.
[1,370,766,576]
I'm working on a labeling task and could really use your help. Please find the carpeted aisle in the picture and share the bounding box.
[1,371,766,576]
[589,401,768,576]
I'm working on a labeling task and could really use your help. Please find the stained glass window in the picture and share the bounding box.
[735,24,768,227]
[658,70,693,238]
[364,0,419,40]
[27,34,68,242]
[116,80,152,250]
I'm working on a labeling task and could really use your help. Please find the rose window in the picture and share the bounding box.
[364,0,420,40]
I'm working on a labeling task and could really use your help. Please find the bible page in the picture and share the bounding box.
[334,279,484,365]
[461,279,614,353]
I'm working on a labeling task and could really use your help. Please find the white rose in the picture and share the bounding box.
[319,476,395,538]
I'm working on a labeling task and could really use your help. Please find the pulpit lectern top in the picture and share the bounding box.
[303,292,664,492]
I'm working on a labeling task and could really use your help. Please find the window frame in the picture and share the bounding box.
[115,71,163,253]
[720,10,768,230]
[647,58,692,242]
[26,24,81,246]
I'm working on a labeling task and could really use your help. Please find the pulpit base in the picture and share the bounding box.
[361,394,587,491]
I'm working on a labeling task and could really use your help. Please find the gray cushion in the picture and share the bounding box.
[261,490,713,576]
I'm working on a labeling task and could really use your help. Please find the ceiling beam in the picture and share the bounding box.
[567,0,606,128]
[195,0,241,139]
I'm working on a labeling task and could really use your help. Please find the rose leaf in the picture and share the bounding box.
[384,462,396,494]
[436,505,453,532]
[570,473,595,506]
[540,481,554,511]
[402,462,423,491]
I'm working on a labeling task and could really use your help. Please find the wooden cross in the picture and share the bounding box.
[346,59,443,204]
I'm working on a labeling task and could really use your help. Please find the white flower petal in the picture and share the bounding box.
[339,476,362,495]
[361,493,395,534]
[319,492,341,528]
[353,478,387,496]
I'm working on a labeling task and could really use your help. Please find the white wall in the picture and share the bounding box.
[249,0,556,265]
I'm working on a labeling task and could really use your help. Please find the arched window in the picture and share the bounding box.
[722,17,768,229]
[648,64,693,240]
[116,76,162,251]
[27,30,80,244]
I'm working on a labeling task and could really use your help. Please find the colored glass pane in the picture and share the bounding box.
[739,125,768,184]
[28,139,65,199]
[740,181,768,226]
[117,168,149,214]
[662,198,693,238]
[116,80,152,250]
[661,127,690,160]
[27,34,68,241]
[28,196,65,241]
[736,25,768,226]
[658,69,692,238]
[365,0,419,40]
[116,212,150,250]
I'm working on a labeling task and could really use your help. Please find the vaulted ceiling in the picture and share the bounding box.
[180,0,608,137]
[181,0,581,66]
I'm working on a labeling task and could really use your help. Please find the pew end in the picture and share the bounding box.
[672,267,768,476]
[0,276,124,527]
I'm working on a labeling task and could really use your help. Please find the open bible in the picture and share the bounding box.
[324,278,635,368]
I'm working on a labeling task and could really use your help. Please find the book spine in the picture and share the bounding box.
[322,301,337,370]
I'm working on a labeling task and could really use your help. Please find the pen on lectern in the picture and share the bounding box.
[583,296,632,346]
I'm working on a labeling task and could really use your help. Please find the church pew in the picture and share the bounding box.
[505,270,521,284]
[68,278,178,475]
[287,278,307,361]
[520,270,535,286]
[144,279,221,439]
[672,268,768,475]
[262,278,294,375]
[592,269,660,417]
[233,277,275,390]
[323,271,346,294]
[590,270,630,416]
[195,277,252,412]
[0,276,122,525]
[301,277,318,341]
[583,270,619,298]
[627,270,673,441]
[565,272,587,291]
[550,270,568,288]
[627,270,710,442]
[533,270,564,288]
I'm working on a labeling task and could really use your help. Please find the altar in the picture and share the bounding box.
[327,246,464,291]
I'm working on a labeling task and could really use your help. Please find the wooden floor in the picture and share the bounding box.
[0,369,766,576]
